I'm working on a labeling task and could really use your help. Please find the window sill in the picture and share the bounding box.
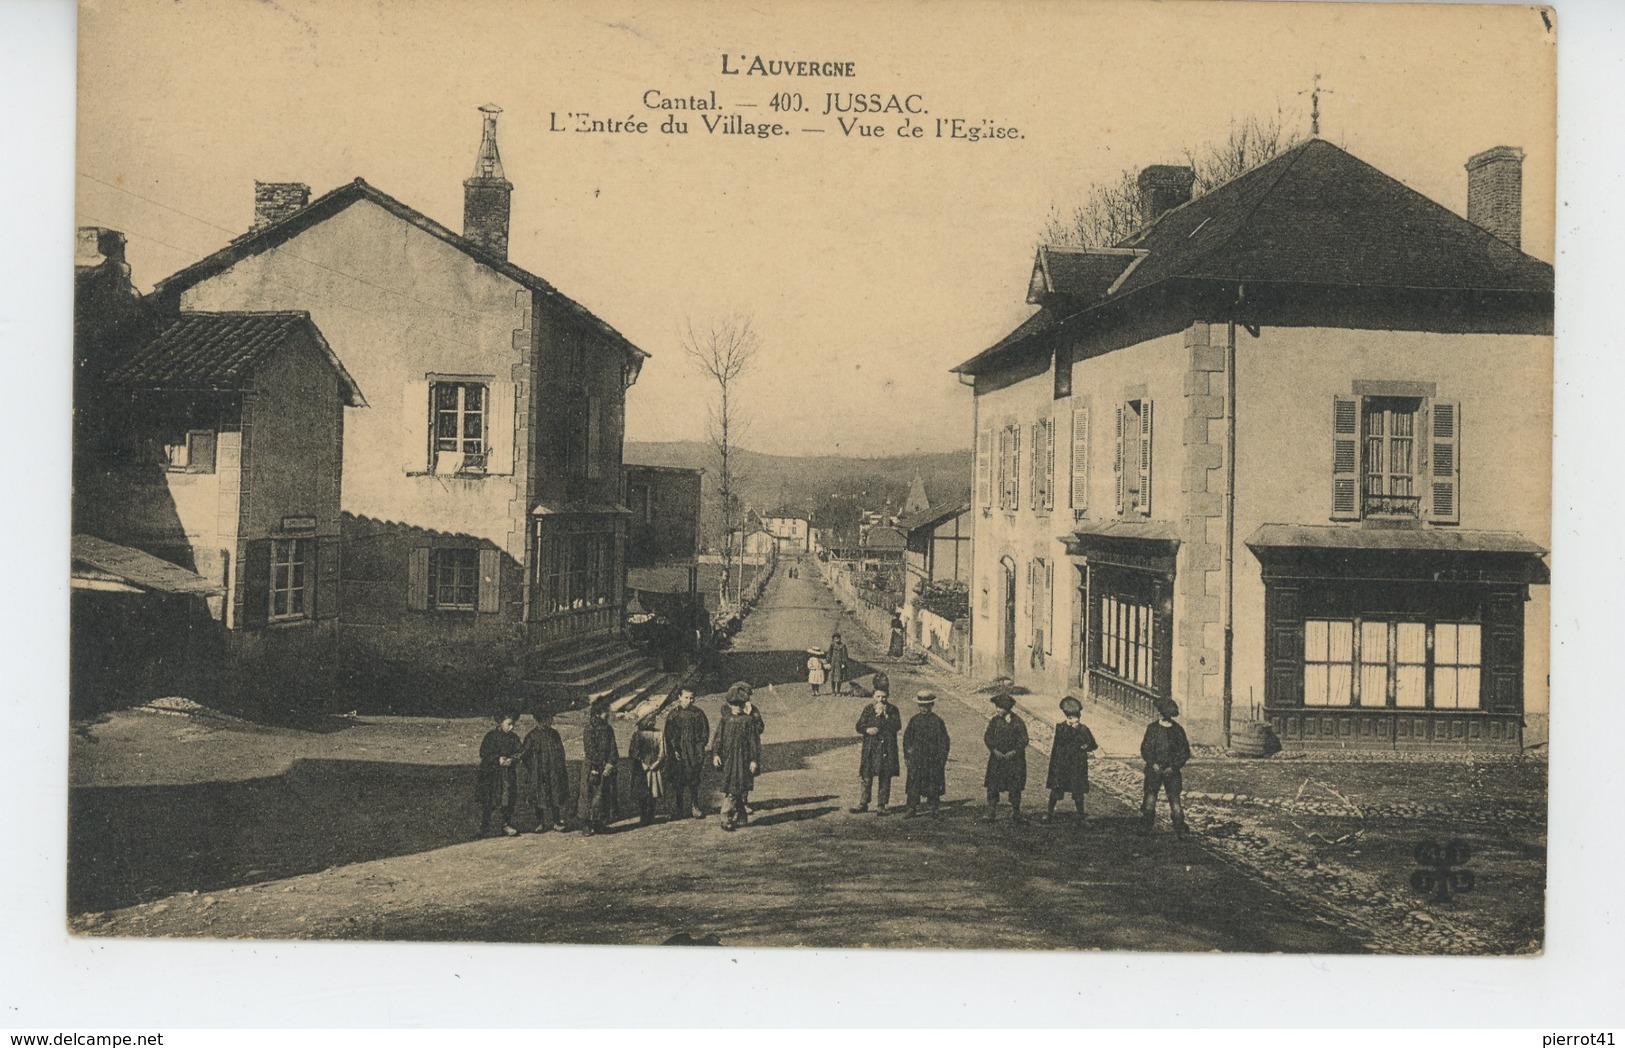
[265,616,315,630]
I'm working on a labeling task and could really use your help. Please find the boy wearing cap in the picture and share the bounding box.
[1139,698,1192,837]
[476,710,523,837]
[1043,696,1099,826]
[662,687,710,820]
[711,682,762,831]
[577,698,620,836]
[902,691,951,818]
[851,690,902,814]
[983,693,1030,824]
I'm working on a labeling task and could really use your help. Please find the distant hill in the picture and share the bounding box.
[625,441,971,541]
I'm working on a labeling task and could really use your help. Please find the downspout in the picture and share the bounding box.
[1222,289,1242,748]
[959,370,977,669]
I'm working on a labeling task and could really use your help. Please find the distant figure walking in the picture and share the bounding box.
[520,708,571,832]
[850,689,901,815]
[578,698,620,836]
[476,710,523,837]
[711,682,762,831]
[888,612,906,657]
[902,691,950,819]
[628,712,668,826]
[983,693,1029,824]
[828,632,849,695]
[662,687,710,819]
[806,648,827,696]
[1043,696,1098,826]
[1140,698,1192,838]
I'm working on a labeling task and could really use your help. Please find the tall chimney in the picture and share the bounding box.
[1137,164,1196,227]
[1465,145,1523,250]
[252,182,310,232]
[464,104,512,259]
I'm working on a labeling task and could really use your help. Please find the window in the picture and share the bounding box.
[1028,558,1054,658]
[1331,392,1459,523]
[566,394,602,479]
[269,538,311,621]
[976,426,993,509]
[1302,617,1481,709]
[1115,399,1153,516]
[432,381,487,471]
[539,531,616,614]
[1030,417,1055,510]
[1098,592,1155,688]
[428,548,479,611]
[1069,402,1090,513]
[163,430,217,474]
[997,424,1021,510]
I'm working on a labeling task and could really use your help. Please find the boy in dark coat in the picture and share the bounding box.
[520,708,571,832]
[850,690,902,814]
[828,632,849,695]
[1140,698,1192,837]
[902,691,950,819]
[578,699,620,836]
[983,693,1029,824]
[1043,695,1099,826]
[662,687,711,819]
[476,710,523,837]
[711,682,762,831]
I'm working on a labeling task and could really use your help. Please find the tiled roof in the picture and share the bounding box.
[154,178,649,363]
[896,501,971,536]
[105,311,366,406]
[956,139,1554,374]
[71,535,222,595]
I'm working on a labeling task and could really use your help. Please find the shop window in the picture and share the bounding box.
[1302,617,1481,709]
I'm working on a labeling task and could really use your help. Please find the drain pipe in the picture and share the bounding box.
[1221,288,1242,748]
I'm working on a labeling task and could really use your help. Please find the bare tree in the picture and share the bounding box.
[1041,112,1304,249]
[682,315,760,608]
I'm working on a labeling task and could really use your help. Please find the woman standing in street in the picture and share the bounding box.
[711,682,762,831]
[828,632,849,696]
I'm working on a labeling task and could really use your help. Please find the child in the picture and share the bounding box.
[902,691,950,818]
[521,707,571,832]
[1140,698,1192,838]
[806,647,827,696]
[476,710,523,837]
[1043,695,1099,826]
[628,711,667,826]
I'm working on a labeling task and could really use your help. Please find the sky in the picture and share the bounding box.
[76,0,1555,458]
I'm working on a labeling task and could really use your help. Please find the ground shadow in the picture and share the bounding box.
[704,649,878,693]
[748,805,839,828]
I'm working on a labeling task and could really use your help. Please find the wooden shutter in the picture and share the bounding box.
[1029,423,1043,509]
[1044,559,1055,653]
[1114,404,1125,515]
[586,395,603,479]
[1044,417,1056,509]
[401,380,430,474]
[486,380,516,474]
[1070,403,1090,512]
[1429,399,1461,523]
[1138,400,1154,516]
[239,539,271,630]
[1331,395,1360,520]
[976,426,992,508]
[995,428,1008,509]
[477,547,502,614]
[1011,425,1021,510]
[407,547,429,611]
[313,537,340,620]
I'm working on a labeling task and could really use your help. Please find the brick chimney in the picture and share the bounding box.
[463,104,512,259]
[1137,165,1196,226]
[1465,146,1523,250]
[75,227,127,269]
[252,182,310,232]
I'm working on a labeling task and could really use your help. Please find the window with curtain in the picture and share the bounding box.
[1302,617,1482,709]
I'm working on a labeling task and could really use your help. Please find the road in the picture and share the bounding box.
[73,556,1364,950]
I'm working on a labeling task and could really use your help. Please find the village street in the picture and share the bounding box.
[70,560,1374,951]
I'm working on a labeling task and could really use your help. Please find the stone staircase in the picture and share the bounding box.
[523,632,682,720]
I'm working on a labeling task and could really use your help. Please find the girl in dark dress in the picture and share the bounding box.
[1043,695,1099,826]
[476,711,523,837]
[521,708,572,832]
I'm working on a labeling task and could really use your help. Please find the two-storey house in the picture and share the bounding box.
[954,140,1551,750]
[149,107,651,706]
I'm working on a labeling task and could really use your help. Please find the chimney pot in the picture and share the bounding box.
[252,182,311,232]
[1137,165,1196,227]
[1465,146,1523,251]
[75,227,127,267]
[464,105,512,259]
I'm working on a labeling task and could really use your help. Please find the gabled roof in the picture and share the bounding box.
[956,139,1554,375]
[897,500,971,537]
[1028,246,1145,303]
[154,178,649,363]
[106,311,366,406]
[861,526,907,551]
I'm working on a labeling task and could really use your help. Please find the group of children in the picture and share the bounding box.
[478,679,1193,839]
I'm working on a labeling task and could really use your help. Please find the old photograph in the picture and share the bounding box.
[68,0,1554,955]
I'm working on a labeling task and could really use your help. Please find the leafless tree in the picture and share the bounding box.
[1041,112,1304,249]
[682,315,759,607]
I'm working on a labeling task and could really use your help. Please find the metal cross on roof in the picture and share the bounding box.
[1299,73,1334,137]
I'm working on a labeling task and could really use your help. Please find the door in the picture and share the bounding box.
[1001,558,1017,677]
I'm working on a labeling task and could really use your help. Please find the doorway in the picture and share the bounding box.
[1000,557,1017,677]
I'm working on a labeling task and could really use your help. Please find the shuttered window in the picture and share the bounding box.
[1429,400,1461,523]
[997,424,1021,510]
[1115,399,1152,516]
[1330,392,1460,523]
[976,426,992,509]
[1330,396,1360,520]
[1030,417,1055,510]
[413,546,502,613]
[1069,403,1090,512]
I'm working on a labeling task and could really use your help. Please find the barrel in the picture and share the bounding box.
[1231,720,1272,758]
